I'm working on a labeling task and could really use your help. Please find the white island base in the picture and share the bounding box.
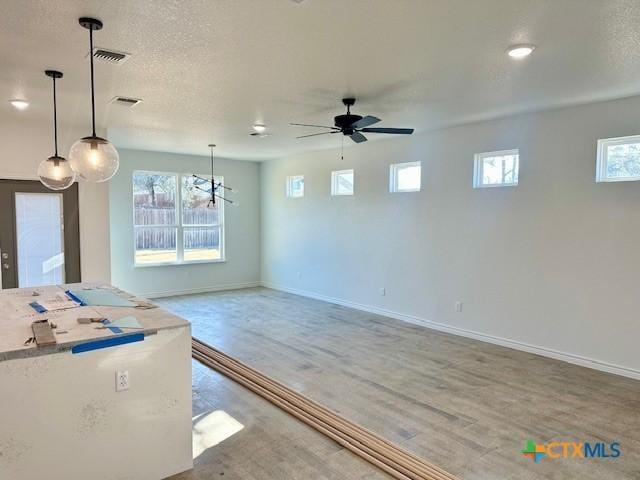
[0,284,193,480]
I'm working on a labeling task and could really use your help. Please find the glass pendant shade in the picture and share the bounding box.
[68,136,119,182]
[38,155,76,190]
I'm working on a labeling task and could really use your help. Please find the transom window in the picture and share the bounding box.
[596,135,640,182]
[133,171,224,266]
[286,175,305,198]
[331,169,354,196]
[473,149,519,188]
[390,162,421,193]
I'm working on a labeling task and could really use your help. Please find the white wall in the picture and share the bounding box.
[109,149,261,297]
[0,116,111,283]
[260,95,640,378]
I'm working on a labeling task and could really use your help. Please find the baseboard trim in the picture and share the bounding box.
[262,281,640,381]
[142,281,262,299]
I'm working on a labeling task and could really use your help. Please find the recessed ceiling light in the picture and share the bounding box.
[10,99,29,110]
[507,44,536,59]
[253,124,266,133]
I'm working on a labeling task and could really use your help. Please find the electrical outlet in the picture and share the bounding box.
[296,271,302,279]
[379,288,386,296]
[455,301,463,313]
[116,370,130,392]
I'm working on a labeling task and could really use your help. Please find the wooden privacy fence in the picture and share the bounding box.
[134,208,220,250]
[135,228,219,250]
[134,207,218,225]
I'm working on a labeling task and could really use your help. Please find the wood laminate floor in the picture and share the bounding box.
[161,287,640,480]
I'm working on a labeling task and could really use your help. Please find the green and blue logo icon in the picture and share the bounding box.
[522,439,621,463]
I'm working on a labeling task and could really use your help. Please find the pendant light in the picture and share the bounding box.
[68,17,119,182]
[191,144,238,207]
[38,70,76,190]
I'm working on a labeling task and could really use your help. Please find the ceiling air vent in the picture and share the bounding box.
[110,96,142,108]
[90,47,131,64]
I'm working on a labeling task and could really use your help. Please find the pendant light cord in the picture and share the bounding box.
[89,27,96,137]
[52,76,58,156]
[211,147,219,181]
[210,146,215,203]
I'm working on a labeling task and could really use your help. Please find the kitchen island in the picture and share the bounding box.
[0,284,193,480]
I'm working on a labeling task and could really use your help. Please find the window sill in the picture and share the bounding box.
[473,183,518,189]
[133,258,227,268]
[596,177,640,183]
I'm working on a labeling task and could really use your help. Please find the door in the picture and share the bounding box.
[0,180,80,289]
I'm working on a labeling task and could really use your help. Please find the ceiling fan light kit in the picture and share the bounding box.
[38,70,76,190]
[68,17,120,183]
[291,97,414,144]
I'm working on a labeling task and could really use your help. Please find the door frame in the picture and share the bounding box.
[0,179,81,288]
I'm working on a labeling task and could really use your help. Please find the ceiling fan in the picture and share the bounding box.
[291,98,414,143]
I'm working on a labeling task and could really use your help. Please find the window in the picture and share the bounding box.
[182,175,224,262]
[331,169,354,196]
[473,149,519,188]
[390,161,421,193]
[133,171,224,266]
[596,135,640,182]
[286,175,304,198]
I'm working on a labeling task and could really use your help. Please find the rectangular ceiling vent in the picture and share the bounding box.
[91,47,131,64]
[110,96,142,108]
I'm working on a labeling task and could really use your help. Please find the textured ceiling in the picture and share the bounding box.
[2,0,640,160]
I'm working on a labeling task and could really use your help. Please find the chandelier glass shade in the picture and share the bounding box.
[38,155,76,190]
[69,136,119,182]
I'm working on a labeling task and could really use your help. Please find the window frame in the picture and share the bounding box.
[596,135,640,183]
[331,169,355,196]
[389,161,422,193]
[132,170,226,267]
[473,149,520,188]
[286,175,305,198]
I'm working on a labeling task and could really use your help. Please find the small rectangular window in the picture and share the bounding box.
[390,162,421,193]
[331,169,354,196]
[286,175,305,198]
[473,149,519,188]
[596,135,640,182]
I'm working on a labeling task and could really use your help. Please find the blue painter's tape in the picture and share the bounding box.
[65,290,86,306]
[101,320,123,334]
[29,302,47,313]
[71,333,144,354]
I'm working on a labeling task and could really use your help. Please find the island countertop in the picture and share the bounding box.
[0,283,190,361]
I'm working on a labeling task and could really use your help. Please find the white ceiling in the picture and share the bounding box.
[2,0,640,161]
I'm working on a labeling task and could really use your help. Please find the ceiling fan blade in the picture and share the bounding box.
[360,127,414,135]
[296,131,340,139]
[351,116,381,128]
[350,132,368,143]
[290,123,339,129]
